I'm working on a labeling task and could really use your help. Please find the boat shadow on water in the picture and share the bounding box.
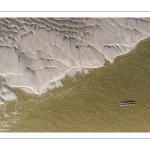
[120,100,135,106]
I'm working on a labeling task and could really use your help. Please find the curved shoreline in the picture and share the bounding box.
[5,35,150,95]
[3,36,150,132]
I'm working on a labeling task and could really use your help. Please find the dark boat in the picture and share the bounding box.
[120,100,135,106]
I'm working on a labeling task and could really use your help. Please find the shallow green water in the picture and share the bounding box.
[1,38,150,132]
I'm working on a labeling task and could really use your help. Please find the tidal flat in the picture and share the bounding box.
[1,38,150,132]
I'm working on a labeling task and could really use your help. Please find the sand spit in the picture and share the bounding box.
[0,85,17,104]
[0,18,150,95]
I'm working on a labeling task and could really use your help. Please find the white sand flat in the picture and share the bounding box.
[0,18,149,95]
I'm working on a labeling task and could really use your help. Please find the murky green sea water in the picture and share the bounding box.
[1,38,150,132]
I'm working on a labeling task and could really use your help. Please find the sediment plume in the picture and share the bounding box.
[0,18,150,94]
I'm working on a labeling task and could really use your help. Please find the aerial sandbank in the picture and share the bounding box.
[0,18,150,94]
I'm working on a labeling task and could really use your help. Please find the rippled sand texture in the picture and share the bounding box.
[1,18,150,94]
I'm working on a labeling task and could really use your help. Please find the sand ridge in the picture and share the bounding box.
[0,18,150,94]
